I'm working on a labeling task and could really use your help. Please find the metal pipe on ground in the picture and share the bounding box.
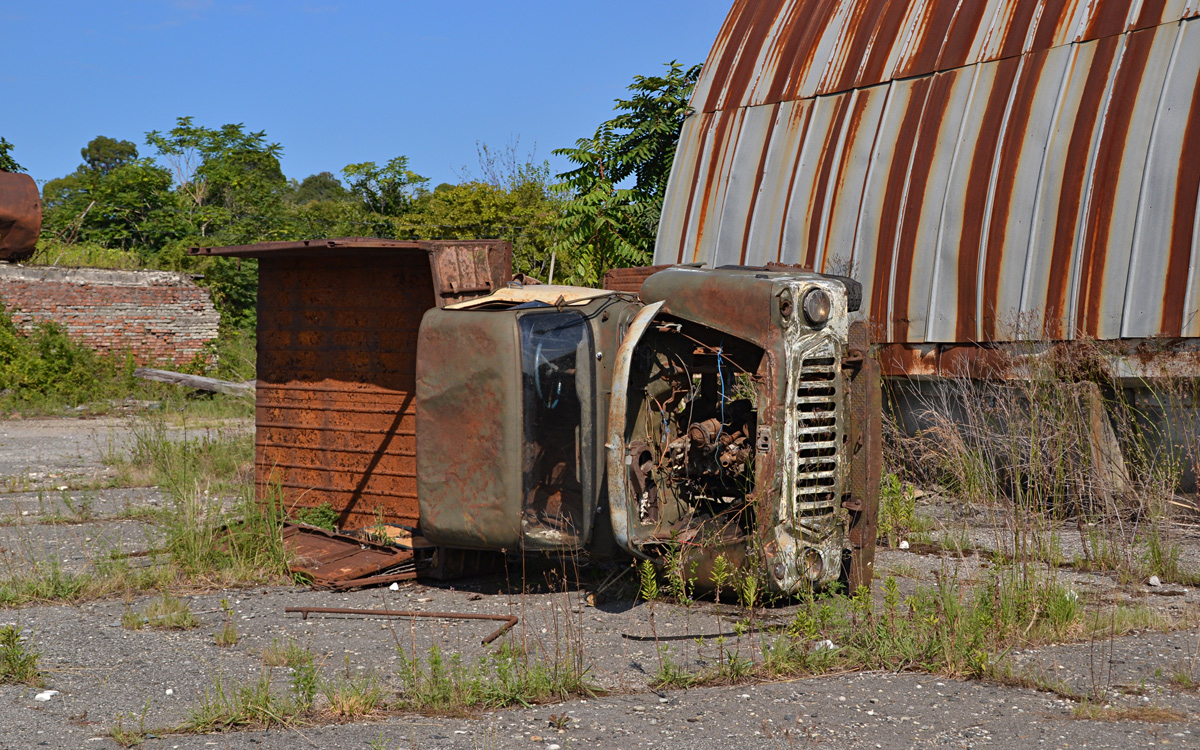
[283,606,518,645]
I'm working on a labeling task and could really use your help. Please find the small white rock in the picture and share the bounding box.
[33,690,59,702]
[1149,575,1162,587]
[165,688,173,695]
[56,485,68,491]
[549,745,562,750]
[389,583,400,591]
[898,540,910,550]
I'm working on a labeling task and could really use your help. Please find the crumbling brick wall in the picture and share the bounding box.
[0,265,220,366]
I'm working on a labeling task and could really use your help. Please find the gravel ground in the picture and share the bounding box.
[0,416,1197,750]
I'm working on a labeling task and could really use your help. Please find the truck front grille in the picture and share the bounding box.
[794,346,840,534]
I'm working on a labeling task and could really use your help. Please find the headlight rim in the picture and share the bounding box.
[802,287,832,328]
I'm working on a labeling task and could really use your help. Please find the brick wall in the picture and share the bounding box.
[0,265,220,366]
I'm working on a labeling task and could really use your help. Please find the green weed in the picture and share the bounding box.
[123,596,199,630]
[395,641,596,714]
[0,625,42,686]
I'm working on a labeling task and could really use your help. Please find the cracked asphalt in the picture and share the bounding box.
[0,416,1197,749]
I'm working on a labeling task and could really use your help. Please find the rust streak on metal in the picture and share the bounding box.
[693,111,739,253]
[859,0,916,87]
[739,102,782,264]
[955,56,1020,342]
[900,0,962,77]
[805,95,853,269]
[936,0,989,69]
[1045,36,1121,339]
[1086,0,1136,40]
[1029,0,1073,53]
[1134,0,1170,30]
[832,0,892,92]
[826,87,877,265]
[771,0,839,103]
[776,103,817,262]
[702,0,780,113]
[284,606,519,646]
[999,0,1042,60]
[676,112,716,263]
[871,77,934,333]
[1077,29,1155,337]
[983,50,1049,340]
[1162,58,1200,334]
[893,73,954,343]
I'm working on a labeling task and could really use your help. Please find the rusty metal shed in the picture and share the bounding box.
[191,238,511,529]
[656,0,1200,375]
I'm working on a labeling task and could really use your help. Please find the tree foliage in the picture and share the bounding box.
[32,62,697,329]
[0,138,25,173]
[553,61,701,285]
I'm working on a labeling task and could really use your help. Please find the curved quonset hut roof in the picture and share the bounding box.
[654,0,1200,345]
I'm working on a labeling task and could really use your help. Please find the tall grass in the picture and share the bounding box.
[888,339,1199,585]
[0,414,288,606]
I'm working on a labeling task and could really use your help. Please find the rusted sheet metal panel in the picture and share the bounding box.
[0,173,42,262]
[602,265,673,293]
[657,2,1200,350]
[281,523,413,586]
[689,0,1197,113]
[257,253,433,529]
[194,239,514,531]
[427,241,510,307]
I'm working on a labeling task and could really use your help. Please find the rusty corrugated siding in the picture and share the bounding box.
[194,239,512,530]
[256,252,433,529]
[657,0,1200,344]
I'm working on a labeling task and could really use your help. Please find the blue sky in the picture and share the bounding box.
[2,1,731,189]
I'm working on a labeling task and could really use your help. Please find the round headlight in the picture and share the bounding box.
[802,288,831,327]
[801,548,824,581]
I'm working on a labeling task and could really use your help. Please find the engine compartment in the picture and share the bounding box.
[623,316,765,551]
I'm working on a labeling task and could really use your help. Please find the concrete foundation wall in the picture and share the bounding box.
[0,265,220,366]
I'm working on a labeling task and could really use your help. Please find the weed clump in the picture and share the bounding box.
[395,641,596,714]
[0,625,42,686]
[123,596,199,630]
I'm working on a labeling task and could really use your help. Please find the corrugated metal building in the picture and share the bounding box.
[655,0,1200,374]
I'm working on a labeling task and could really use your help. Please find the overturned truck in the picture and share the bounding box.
[192,239,880,594]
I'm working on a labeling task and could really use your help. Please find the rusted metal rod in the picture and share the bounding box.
[284,606,517,645]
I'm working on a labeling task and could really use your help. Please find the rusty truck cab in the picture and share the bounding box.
[416,267,877,594]
[415,285,641,554]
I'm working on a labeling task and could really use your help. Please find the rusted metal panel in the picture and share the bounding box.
[657,2,1200,361]
[256,253,432,529]
[281,523,414,587]
[0,173,42,262]
[192,239,511,530]
[427,241,510,307]
[602,265,674,293]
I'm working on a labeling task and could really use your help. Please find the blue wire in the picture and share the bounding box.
[716,338,725,445]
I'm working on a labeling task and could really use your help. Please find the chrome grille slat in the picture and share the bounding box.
[793,347,840,516]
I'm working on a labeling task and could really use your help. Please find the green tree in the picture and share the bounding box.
[553,61,701,285]
[80,136,138,175]
[145,117,290,242]
[292,171,347,205]
[342,156,429,217]
[397,158,561,279]
[0,138,23,173]
[41,149,181,252]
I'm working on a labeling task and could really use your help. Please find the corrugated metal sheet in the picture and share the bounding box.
[194,239,511,530]
[657,0,1200,344]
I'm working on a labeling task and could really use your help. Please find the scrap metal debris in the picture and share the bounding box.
[284,606,518,646]
[282,523,416,589]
